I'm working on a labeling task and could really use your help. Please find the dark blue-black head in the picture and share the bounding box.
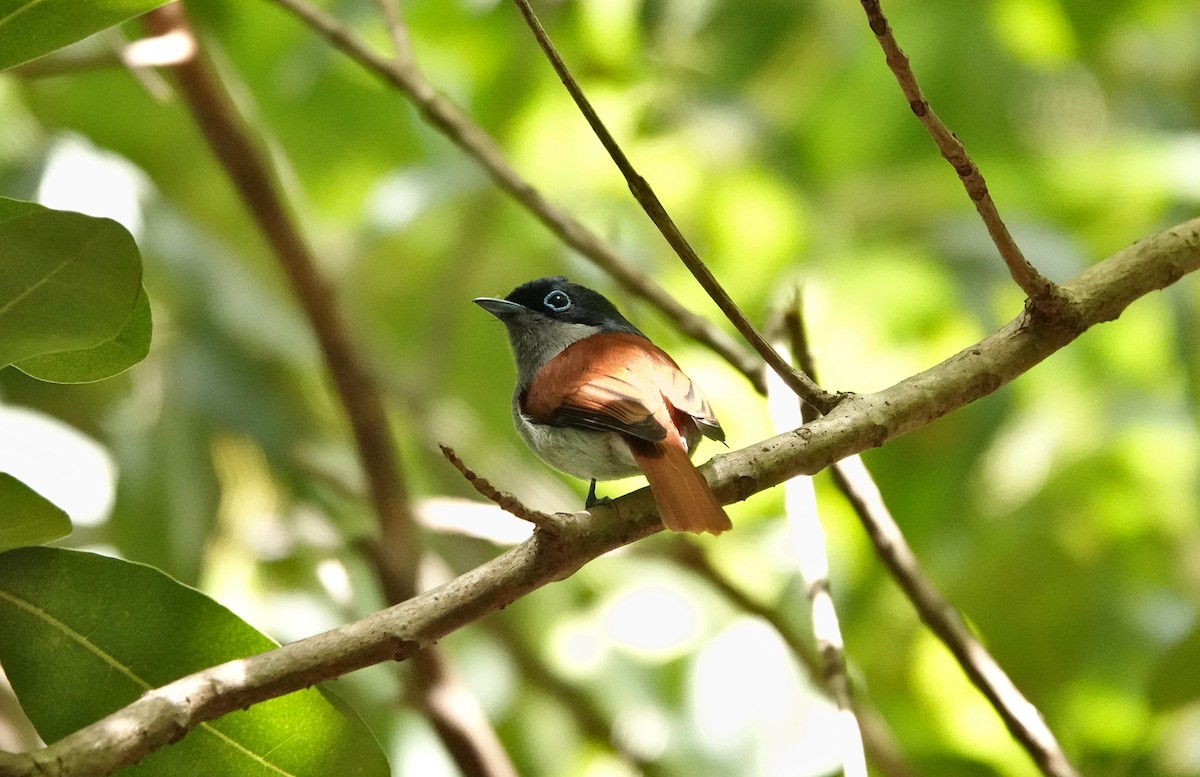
[475,276,644,336]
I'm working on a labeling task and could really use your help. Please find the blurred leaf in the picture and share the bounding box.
[15,285,152,383]
[1148,623,1200,710]
[0,0,173,71]
[0,547,390,777]
[0,474,70,551]
[0,198,142,369]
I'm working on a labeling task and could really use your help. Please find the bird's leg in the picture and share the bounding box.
[585,479,604,509]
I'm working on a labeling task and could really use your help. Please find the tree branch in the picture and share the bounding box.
[1,217,1193,777]
[765,319,866,776]
[263,0,768,394]
[787,300,1079,777]
[856,0,1070,317]
[508,0,837,412]
[144,5,517,776]
[143,2,419,601]
[832,456,1079,777]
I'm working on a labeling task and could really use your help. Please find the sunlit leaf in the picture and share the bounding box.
[0,198,142,369]
[0,0,174,71]
[0,474,70,551]
[0,547,389,777]
[15,285,152,383]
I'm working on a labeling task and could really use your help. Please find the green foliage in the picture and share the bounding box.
[0,0,173,70]
[0,474,69,551]
[0,198,144,372]
[16,285,153,383]
[0,547,389,777]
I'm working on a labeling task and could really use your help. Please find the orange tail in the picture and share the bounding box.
[630,441,731,535]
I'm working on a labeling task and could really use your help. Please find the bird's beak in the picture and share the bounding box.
[474,297,526,319]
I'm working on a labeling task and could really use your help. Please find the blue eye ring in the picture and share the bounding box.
[543,290,572,313]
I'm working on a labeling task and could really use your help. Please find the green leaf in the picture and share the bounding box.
[0,197,142,369]
[0,0,174,71]
[0,547,390,777]
[15,285,152,383]
[0,474,70,551]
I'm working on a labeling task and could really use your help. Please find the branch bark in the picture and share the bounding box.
[2,217,1194,777]
[857,0,1070,317]
[788,299,1079,777]
[832,456,1079,777]
[143,5,517,776]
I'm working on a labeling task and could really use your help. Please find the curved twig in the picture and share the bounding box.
[508,0,837,412]
[856,0,1070,317]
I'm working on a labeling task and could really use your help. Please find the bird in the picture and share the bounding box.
[475,276,731,535]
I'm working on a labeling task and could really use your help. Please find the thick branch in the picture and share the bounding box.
[1,218,1193,777]
[263,0,768,393]
[857,0,1069,316]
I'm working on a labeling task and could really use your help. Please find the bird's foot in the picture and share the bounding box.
[584,479,612,510]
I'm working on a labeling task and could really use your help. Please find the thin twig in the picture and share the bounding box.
[143,7,517,777]
[264,0,767,393]
[371,0,413,65]
[1,216,1196,777]
[787,298,1081,777]
[832,457,1080,777]
[508,0,838,413]
[765,307,866,777]
[856,0,1072,318]
[438,445,565,533]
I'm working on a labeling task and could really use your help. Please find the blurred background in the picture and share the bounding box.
[1,0,1199,775]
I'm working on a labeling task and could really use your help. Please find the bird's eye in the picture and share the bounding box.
[543,290,572,313]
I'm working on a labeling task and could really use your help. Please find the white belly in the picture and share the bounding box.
[514,409,640,481]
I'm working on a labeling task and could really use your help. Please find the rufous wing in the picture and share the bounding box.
[523,332,731,534]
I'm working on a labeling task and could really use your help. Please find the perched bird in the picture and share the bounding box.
[476,276,731,535]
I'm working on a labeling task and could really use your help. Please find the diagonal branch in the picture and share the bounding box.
[508,0,838,413]
[832,456,1079,777]
[2,216,1194,777]
[262,0,768,394]
[787,301,1079,777]
[856,0,1070,317]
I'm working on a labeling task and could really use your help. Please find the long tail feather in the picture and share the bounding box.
[630,441,731,535]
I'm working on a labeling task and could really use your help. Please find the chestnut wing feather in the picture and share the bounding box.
[658,361,725,443]
[522,334,688,443]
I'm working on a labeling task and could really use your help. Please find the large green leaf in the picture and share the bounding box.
[0,547,389,777]
[15,284,152,383]
[0,474,70,551]
[0,0,173,71]
[0,197,142,369]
